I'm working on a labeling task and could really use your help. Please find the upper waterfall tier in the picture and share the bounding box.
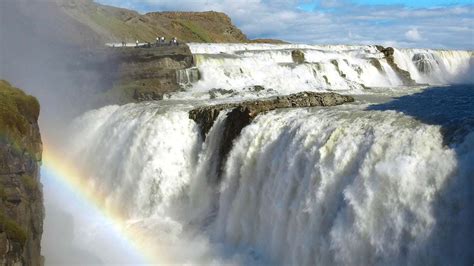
[179,43,472,99]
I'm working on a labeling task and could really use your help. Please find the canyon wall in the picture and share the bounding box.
[0,80,43,266]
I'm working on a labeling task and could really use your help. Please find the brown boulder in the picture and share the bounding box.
[291,50,305,64]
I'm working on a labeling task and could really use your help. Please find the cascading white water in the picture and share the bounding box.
[393,49,474,84]
[183,44,395,97]
[62,103,254,264]
[64,96,473,265]
[175,43,472,99]
[213,107,473,265]
[60,43,473,265]
[66,104,202,220]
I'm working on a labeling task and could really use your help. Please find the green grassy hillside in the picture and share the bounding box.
[57,0,249,44]
[0,80,40,143]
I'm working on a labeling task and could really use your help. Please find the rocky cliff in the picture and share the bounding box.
[79,45,194,104]
[117,45,194,102]
[0,81,43,266]
[190,92,354,181]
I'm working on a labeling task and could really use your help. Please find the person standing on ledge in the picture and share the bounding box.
[171,37,179,46]
[136,40,139,47]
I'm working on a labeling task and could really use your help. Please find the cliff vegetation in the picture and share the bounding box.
[0,80,40,146]
[0,80,43,266]
[57,0,249,45]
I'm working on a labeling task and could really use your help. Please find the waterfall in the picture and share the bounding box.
[65,103,202,220]
[63,96,473,265]
[62,103,254,264]
[54,42,473,265]
[177,67,201,87]
[213,107,473,265]
[393,49,474,84]
[175,43,473,99]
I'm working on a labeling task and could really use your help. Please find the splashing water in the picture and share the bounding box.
[47,43,473,265]
[173,43,473,99]
[58,92,473,265]
[215,107,473,265]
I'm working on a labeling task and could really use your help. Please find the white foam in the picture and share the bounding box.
[174,43,473,99]
[62,101,473,265]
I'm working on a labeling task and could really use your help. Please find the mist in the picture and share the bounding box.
[1,1,234,264]
[0,0,115,135]
[0,0,124,264]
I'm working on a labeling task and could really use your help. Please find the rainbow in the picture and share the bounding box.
[42,141,170,264]
[1,129,170,264]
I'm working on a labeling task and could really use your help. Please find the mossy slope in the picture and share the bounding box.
[58,0,249,44]
[0,80,40,145]
[0,80,43,265]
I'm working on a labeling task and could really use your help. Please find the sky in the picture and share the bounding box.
[95,0,473,49]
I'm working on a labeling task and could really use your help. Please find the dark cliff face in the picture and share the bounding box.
[89,45,194,104]
[0,80,43,266]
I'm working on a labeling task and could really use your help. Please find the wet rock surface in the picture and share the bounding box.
[189,91,354,180]
[376,45,417,86]
[190,91,354,137]
[291,50,306,64]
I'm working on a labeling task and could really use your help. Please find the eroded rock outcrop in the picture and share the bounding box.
[0,80,43,266]
[191,91,354,137]
[116,45,194,102]
[189,91,354,180]
[85,45,194,104]
[376,45,417,86]
[292,50,306,64]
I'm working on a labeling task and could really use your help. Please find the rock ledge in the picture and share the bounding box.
[189,91,354,181]
[190,91,354,138]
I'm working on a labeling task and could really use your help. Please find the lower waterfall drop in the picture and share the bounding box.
[61,90,473,265]
[214,107,473,265]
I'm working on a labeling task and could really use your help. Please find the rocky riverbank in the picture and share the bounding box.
[0,81,43,265]
[189,91,354,180]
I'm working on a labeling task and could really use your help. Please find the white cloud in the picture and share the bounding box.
[96,0,474,49]
[319,0,346,8]
[405,28,422,41]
